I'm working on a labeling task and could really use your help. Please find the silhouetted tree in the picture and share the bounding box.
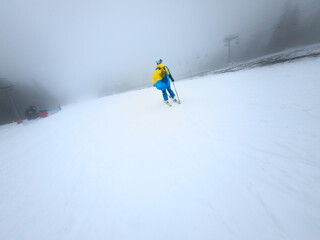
[267,1,300,53]
[299,6,320,45]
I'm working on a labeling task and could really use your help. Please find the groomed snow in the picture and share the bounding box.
[1,57,320,240]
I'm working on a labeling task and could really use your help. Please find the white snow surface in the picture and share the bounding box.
[1,58,320,240]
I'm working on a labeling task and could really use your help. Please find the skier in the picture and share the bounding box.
[152,59,180,106]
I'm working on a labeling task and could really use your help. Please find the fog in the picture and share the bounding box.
[1,0,320,123]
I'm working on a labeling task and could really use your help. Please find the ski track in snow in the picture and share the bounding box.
[1,58,320,240]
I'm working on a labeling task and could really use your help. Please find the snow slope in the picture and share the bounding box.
[1,57,320,240]
[179,43,320,79]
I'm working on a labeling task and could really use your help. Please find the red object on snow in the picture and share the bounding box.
[16,120,23,124]
[39,112,48,118]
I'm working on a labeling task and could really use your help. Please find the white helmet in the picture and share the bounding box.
[156,59,163,65]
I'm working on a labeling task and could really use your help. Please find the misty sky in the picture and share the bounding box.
[0,0,320,105]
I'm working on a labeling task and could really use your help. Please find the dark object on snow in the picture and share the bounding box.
[25,106,39,120]
[20,105,61,125]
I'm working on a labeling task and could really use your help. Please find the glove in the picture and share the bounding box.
[169,75,174,82]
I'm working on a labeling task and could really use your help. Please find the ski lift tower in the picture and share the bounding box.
[0,84,21,122]
[224,34,240,63]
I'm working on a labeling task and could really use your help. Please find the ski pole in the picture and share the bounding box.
[171,81,181,103]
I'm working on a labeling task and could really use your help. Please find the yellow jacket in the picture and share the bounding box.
[152,63,171,86]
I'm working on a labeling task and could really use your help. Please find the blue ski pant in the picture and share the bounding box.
[161,86,175,101]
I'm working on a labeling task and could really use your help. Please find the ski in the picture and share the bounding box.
[169,97,181,104]
[164,101,172,107]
